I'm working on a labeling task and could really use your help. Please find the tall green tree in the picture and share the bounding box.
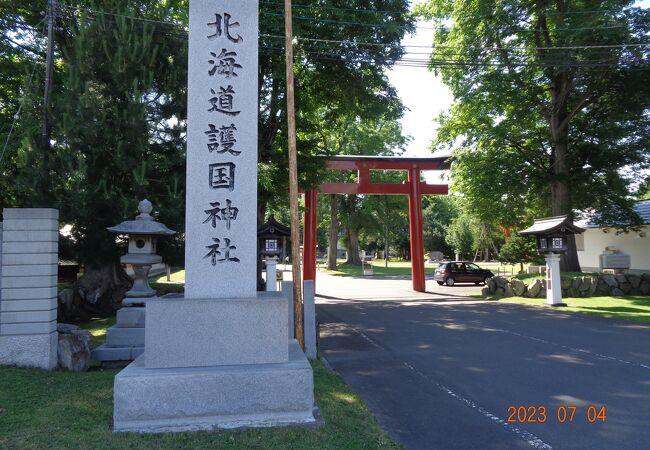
[423,195,458,257]
[418,0,650,271]
[445,215,475,259]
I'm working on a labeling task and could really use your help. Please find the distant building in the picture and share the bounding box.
[576,200,650,274]
[258,215,291,261]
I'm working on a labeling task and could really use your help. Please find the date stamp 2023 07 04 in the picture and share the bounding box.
[507,405,607,424]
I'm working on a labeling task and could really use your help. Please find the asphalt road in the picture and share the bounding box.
[315,274,650,450]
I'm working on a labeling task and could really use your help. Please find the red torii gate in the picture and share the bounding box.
[302,155,449,292]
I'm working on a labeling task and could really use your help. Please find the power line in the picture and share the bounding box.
[55,3,635,34]
[8,9,648,71]
[260,0,637,20]
[11,13,642,54]
[260,11,630,32]
[262,34,650,52]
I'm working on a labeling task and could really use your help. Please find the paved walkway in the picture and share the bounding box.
[315,272,650,450]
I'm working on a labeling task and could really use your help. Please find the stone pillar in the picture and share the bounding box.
[545,253,565,307]
[183,0,259,299]
[283,280,294,340]
[303,280,317,359]
[112,1,314,432]
[0,209,59,369]
[265,257,277,292]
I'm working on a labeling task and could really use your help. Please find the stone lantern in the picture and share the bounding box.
[107,199,176,301]
[93,200,175,367]
[520,215,585,306]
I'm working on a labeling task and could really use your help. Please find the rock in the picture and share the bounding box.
[569,287,579,298]
[628,275,641,289]
[640,281,650,296]
[496,287,505,297]
[619,282,633,295]
[595,284,610,296]
[588,278,598,296]
[615,274,628,284]
[57,323,93,372]
[486,278,497,294]
[494,276,508,288]
[641,273,650,283]
[602,275,618,287]
[504,284,514,298]
[571,278,582,289]
[579,277,591,292]
[510,279,526,296]
[560,277,572,289]
[57,323,80,333]
[527,280,542,298]
[57,288,75,321]
[481,287,490,297]
[610,287,624,296]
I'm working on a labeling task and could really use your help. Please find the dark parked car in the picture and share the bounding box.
[434,261,494,286]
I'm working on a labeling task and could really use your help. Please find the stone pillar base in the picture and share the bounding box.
[0,333,57,369]
[113,341,315,432]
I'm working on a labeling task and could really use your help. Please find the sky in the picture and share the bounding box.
[386,20,452,159]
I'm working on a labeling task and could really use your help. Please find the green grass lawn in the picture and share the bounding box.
[499,296,650,323]
[0,317,396,450]
[151,269,186,293]
[323,260,415,277]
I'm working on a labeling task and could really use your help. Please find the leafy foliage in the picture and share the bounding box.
[418,0,650,239]
[445,215,475,259]
[498,234,542,271]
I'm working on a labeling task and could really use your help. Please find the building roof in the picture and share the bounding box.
[576,200,650,229]
[258,215,291,237]
[519,215,585,235]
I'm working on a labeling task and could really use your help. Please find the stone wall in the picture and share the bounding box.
[0,209,59,369]
[483,273,650,298]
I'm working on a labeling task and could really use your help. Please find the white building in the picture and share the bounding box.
[577,200,650,274]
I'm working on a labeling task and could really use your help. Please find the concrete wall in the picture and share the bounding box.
[0,209,59,369]
[577,225,650,274]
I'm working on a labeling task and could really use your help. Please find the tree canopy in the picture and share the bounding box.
[418,0,650,270]
[1,0,414,263]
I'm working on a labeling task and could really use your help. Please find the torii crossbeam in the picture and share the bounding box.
[303,155,450,292]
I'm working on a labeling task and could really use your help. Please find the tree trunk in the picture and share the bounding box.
[327,194,338,270]
[345,226,362,265]
[550,123,582,272]
[68,263,133,320]
[384,221,389,268]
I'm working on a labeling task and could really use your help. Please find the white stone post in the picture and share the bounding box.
[265,257,277,292]
[545,253,565,307]
[0,209,59,369]
[283,280,294,340]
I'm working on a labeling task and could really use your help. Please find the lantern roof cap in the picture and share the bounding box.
[519,215,585,236]
[107,199,176,236]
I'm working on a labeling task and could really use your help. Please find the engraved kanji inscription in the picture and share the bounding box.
[203,199,239,230]
[208,49,242,78]
[204,237,241,265]
[207,13,243,43]
[208,86,241,116]
[204,123,240,155]
[209,162,236,190]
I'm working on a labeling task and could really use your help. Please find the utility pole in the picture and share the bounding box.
[40,0,56,206]
[284,0,304,349]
